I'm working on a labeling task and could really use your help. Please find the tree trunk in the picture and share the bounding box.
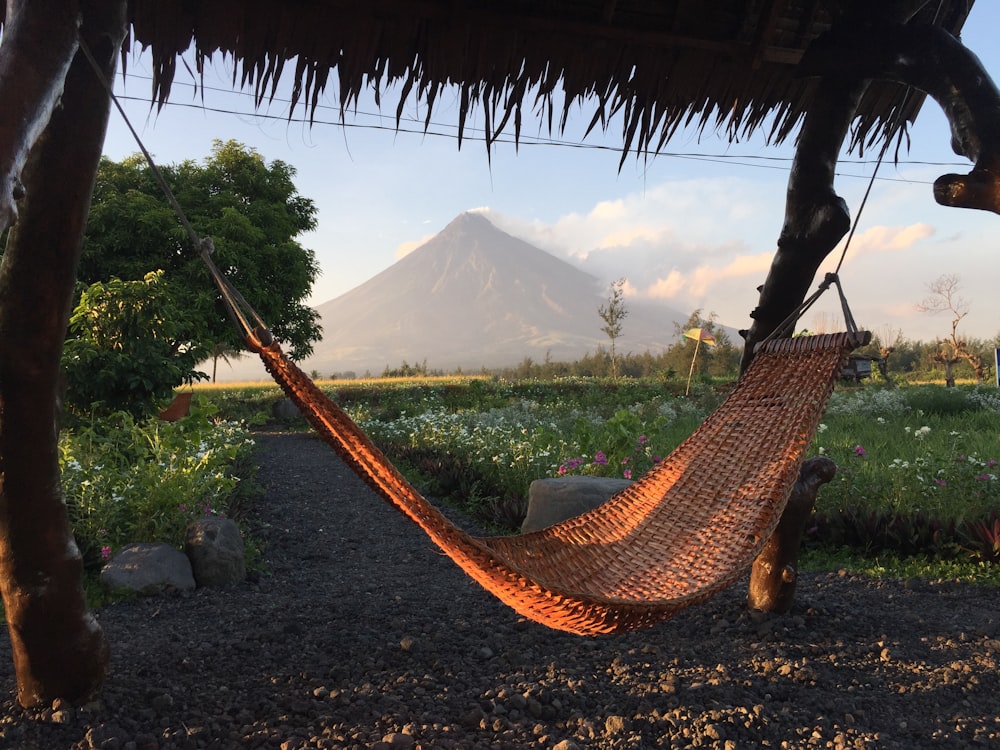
[748,457,837,613]
[0,0,127,707]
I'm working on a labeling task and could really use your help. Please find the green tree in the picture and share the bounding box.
[62,272,207,417]
[663,310,737,383]
[598,278,629,379]
[78,140,322,362]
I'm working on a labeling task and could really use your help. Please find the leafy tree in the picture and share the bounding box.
[78,140,322,364]
[598,278,629,379]
[62,272,208,417]
[662,310,737,381]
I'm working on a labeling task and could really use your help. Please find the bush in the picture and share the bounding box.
[60,400,255,569]
[62,271,209,418]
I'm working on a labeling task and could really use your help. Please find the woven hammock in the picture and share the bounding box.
[246,330,863,635]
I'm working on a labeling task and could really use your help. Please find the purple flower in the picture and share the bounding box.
[988,460,998,467]
[934,478,947,487]
[557,465,568,476]
[101,546,112,561]
[853,445,867,458]
[592,451,608,466]
[976,474,992,481]
[623,469,632,480]
[637,435,648,445]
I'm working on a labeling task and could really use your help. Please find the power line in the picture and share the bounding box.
[111,75,971,186]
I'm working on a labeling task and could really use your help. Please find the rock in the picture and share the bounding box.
[185,516,246,587]
[100,543,195,596]
[272,398,302,422]
[521,476,632,533]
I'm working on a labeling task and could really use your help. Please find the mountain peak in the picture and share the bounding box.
[220,212,694,379]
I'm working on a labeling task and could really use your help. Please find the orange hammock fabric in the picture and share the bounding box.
[249,332,861,635]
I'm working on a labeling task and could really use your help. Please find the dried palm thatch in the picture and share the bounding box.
[111,0,973,159]
[107,0,975,162]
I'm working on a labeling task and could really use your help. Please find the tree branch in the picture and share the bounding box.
[801,22,1000,215]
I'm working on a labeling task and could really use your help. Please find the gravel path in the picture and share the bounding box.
[2,430,999,749]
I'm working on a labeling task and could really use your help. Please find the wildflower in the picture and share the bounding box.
[592,451,608,466]
[621,458,630,466]
[817,423,828,433]
[988,460,998,468]
[623,469,632,480]
[853,445,867,458]
[101,546,112,561]
[915,426,931,440]
[934,478,947,487]
[557,465,568,476]
[954,455,966,463]
[637,435,648,445]
[876,417,885,424]
[976,474,995,481]
[818,447,826,455]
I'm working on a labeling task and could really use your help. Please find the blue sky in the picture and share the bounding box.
[102,6,1000,344]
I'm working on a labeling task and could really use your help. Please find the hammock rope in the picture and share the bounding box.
[85,39,870,634]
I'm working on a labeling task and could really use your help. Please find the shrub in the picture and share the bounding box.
[60,400,255,569]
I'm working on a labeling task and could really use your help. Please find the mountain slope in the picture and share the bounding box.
[217,212,701,380]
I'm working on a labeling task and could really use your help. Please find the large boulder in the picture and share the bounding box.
[521,476,633,533]
[185,516,246,587]
[272,397,303,422]
[100,543,195,595]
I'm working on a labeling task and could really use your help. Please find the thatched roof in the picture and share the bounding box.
[85,1,984,156]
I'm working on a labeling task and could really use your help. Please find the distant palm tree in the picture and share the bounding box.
[210,342,245,382]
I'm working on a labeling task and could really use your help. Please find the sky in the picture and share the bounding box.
[101,6,1000,349]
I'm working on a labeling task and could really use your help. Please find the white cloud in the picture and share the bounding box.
[395,233,434,259]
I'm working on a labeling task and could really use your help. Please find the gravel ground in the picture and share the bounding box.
[2,430,999,750]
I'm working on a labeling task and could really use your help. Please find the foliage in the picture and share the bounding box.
[809,386,1000,563]
[799,547,1000,585]
[203,377,1000,577]
[59,400,256,570]
[62,271,209,417]
[80,140,321,362]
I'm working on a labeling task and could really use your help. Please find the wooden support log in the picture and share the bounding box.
[0,0,80,232]
[0,0,127,707]
[800,23,1000,216]
[739,75,865,372]
[748,456,837,613]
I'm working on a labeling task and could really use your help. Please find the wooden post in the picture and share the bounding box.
[748,456,837,613]
[0,0,127,707]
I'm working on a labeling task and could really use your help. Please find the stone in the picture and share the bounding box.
[100,543,195,595]
[272,397,302,422]
[521,476,632,533]
[185,516,246,587]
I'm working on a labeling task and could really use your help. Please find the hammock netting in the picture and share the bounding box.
[247,330,863,635]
